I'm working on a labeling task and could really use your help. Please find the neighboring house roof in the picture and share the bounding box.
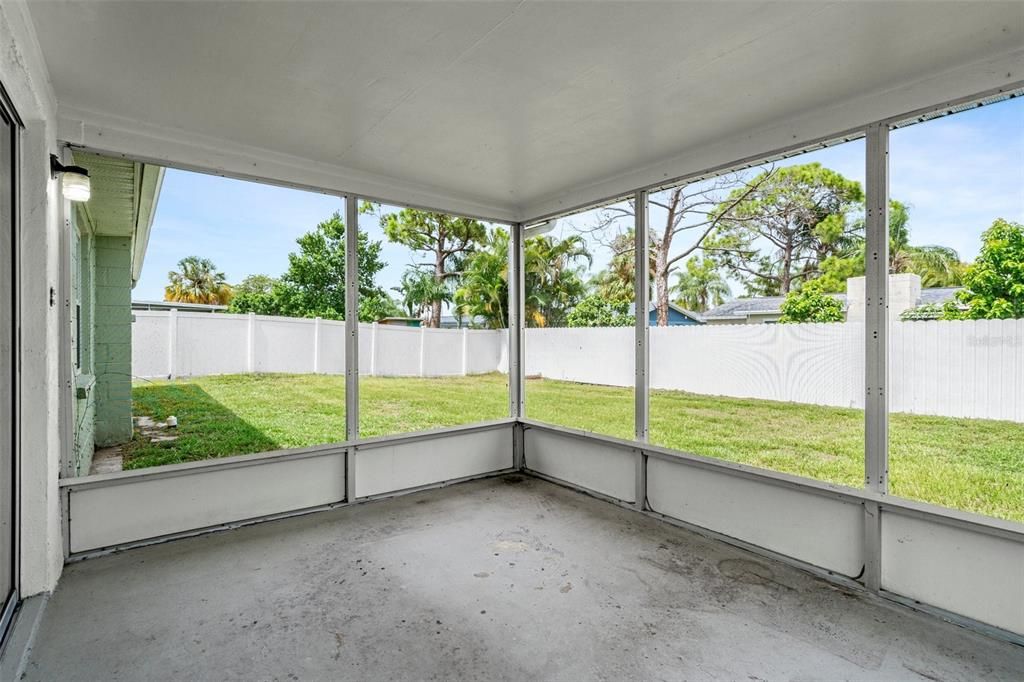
[900,287,966,320]
[439,314,491,328]
[132,300,227,313]
[918,287,962,306]
[703,285,963,321]
[378,317,422,327]
[703,295,847,320]
[628,301,705,324]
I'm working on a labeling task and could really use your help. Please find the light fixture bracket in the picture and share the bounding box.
[50,154,89,180]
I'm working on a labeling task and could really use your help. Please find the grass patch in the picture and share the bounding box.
[130,373,1024,523]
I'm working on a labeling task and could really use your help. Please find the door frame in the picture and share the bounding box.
[0,78,23,651]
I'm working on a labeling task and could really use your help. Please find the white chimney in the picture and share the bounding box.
[844,273,921,320]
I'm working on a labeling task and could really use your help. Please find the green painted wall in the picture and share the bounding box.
[93,235,133,447]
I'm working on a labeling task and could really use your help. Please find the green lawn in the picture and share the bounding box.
[129,373,1024,523]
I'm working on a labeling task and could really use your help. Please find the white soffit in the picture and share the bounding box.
[29,1,1024,222]
[71,150,164,283]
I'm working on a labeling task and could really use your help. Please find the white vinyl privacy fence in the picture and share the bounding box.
[133,310,1024,422]
[132,310,509,380]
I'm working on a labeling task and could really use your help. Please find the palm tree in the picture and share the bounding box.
[454,231,592,329]
[393,268,452,325]
[672,256,730,312]
[524,234,591,327]
[887,200,965,286]
[455,228,510,329]
[165,256,233,304]
[891,244,965,287]
[591,229,642,307]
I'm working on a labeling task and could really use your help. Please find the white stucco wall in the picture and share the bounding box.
[1,0,64,597]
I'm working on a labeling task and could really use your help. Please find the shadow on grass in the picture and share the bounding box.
[128,382,280,470]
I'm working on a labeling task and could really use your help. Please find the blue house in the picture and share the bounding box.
[628,302,704,326]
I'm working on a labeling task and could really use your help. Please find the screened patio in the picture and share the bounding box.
[2,2,1024,680]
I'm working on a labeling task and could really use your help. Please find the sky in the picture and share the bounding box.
[133,97,1023,302]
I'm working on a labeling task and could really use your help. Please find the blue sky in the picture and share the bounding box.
[134,97,1022,301]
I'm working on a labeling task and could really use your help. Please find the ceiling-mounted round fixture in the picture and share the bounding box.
[50,154,91,202]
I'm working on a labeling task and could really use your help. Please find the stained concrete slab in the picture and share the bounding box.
[23,475,1024,681]
[88,446,123,475]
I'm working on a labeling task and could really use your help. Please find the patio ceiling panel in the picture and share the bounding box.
[29,2,1024,221]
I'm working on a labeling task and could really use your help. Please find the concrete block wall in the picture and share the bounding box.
[72,231,97,474]
[93,236,133,446]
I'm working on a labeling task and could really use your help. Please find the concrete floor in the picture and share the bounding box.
[24,475,1024,681]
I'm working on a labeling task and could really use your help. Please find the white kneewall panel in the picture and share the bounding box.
[355,426,512,498]
[646,458,864,577]
[524,429,635,504]
[881,512,1024,636]
[67,452,345,553]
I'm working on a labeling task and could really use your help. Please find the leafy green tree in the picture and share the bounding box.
[709,163,864,296]
[671,256,730,313]
[818,200,965,292]
[944,219,1024,320]
[359,291,403,322]
[778,280,845,323]
[165,256,233,304]
[272,211,390,321]
[455,228,510,329]
[227,274,279,315]
[566,294,632,328]
[815,252,865,294]
[378,207,487,327]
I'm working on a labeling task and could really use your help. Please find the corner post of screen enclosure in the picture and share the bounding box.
[863,122,890,592]
[509,222,526,469]
[633,190,650,510]
[345,194,360,502]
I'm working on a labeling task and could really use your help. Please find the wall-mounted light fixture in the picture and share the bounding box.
[50,154,91,202]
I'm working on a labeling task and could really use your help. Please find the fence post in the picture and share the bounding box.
[167,308,178,379]
[418,326,427,377]
[313,317,322,374]
[461,327,469,376]
[370,322,378,376]
[246,312,255,373]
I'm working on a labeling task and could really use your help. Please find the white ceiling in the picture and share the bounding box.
[28,1,1024,221]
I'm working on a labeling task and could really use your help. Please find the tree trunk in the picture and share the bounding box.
[780,243,793,295]
[654,249,669,327]
[431,254,445,328]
